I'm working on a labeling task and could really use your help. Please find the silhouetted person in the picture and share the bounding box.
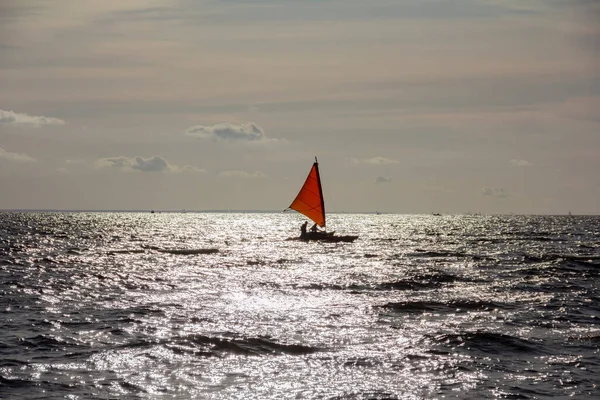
[300,221,308,238]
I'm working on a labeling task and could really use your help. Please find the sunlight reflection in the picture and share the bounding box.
[3,212,597,398]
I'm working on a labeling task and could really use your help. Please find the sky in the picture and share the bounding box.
[1,0,599,214]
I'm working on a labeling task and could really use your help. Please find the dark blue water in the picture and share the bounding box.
[1,212,599,399]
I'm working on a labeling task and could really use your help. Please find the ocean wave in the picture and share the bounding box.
[293,271,474,292]
[406,249,495,263]
[0,358,29,367]
[427,330,543,355]
[522,253,600,266]
[136,245,220,255]
[106,249,147,255]
[0,375,82,396]
[408,249,469,258]
[157,248,219,255]
[18,334,77,350]
[372,272,475,291]
[378,300,506,314]
[0,375,35,390]
[173,334,321,356]
[513,281,588,294]
[327,390,399,400]
[374,280,441,291]
[110,333,321,357]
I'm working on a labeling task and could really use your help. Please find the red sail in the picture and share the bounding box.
[288,160,326,227]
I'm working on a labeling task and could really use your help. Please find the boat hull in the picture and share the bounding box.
[287,232,358,243]
[310,235,358,243]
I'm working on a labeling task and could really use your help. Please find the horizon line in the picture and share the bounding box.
[0,209,596,216]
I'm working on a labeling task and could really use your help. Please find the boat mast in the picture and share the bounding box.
[313,156,326,228]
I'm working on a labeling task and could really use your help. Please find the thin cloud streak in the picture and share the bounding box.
[0,147,36,162]
[510,159,533,167]
[95,155,204,173]
[218,170,266,179]
[186,123,266,141]
[0,109,65,126]
[481,187,509,198]
[354,157,399,165]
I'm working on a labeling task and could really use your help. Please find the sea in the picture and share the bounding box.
[0,212,599,399]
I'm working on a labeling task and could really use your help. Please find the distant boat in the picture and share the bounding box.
[286,157,358,243]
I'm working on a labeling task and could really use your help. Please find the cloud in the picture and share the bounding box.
[481,187,509,197]
[95,155,204,173]
[218,170,266,178]
[375,176,392,184]
[0,109,65,126]
[97,156,170,172]
[57,159,85,173]
[179,165,207,173]
[355,156,399,165]
[510,159,533,167]
[0,147,36,162]
[186,122,266,141]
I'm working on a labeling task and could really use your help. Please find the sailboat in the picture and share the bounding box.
[285,157,358,243]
